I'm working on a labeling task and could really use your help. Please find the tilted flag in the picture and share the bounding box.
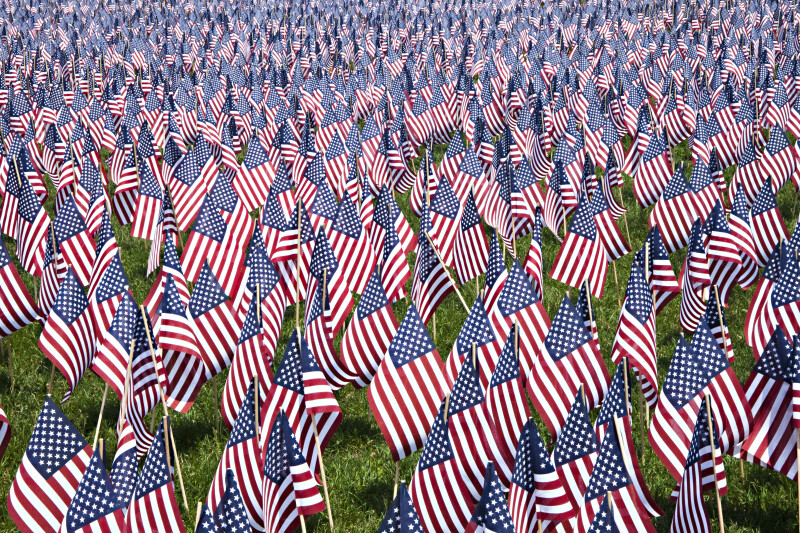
[528,295,610,439]
[444,295,501,390]
[39,268,95,402]
[109,421,137,514]
[327,194,377,294]
[368,303,447,462]
[679,220,711,332]
[455,190,489,284]
[341,267,398,388]
[522,209,544,300]
[703,201,742,305]
[211,471,253,533]
[7,397,92,533]
[633,130,672,208]
[635,227,680,315]
[648,166,698,254]
[0,234,39,336]
[15,172,50,276]
[207,381,264,533]
[376,483,422,533]
[728,189,760,290]
[262,412,325,533]
[464,462,515,533]
[125,422,186,533]
[745,242,783,350]
[61,450,126,532]
[760,124,797,191]
[750,178,789,266]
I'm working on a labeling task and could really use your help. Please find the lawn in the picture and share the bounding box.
[0,138,797,533]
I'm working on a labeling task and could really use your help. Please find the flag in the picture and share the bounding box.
[464,462,515,533]
[409,397,475,533]
[305,228,355,336]
[738,329,797,479]
[679,220,711,332]
[750,178,789,266]
[61,450,126,532]
[143,233,190,317]
[760,124,797,191]
[110,421,138,513]
[753,242,800,358]
[376,483,422,533]
[0,234,39,336]
[444,295,501,390]
[528,295,610,439]
[125,422,186,533]
[612,264,658,408]
[179,197,227,284]
[633,130,672,208]
[39,268,95,402]
[703,201,742,305]
[522,210,544,300]
[550,193,609,298]
[211,470,253,533]
[575,427,657,533]
[509,418,575,533]
[635,227,680,315]
[232,134,276,213]
[648,166,698,253]
[260,330,342,477]
[207,381,264,532]
[170,135,212,232]
[689,160,722,222]
[326,193,378,294]
[483,230,508,313]
[590,185,630,261]
[412,208,456,325]
[728,189,760,290]
[455,190,489,284]
[262,411,325,533]
[16,172,50,276]
[368,303,447,462]
[745,242,783,350]
[7,397,92,533]
[341,267,398,388]
[92,291,138,399]
[188,263,240,379]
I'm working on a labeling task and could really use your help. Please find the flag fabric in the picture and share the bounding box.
[750,178,789,267]
[409,397,475,533]
[509,418,575,533]
[550,193,609,298]
[92,291,138,399]
[635,227,680,315]
[305,227,355,336]
[262,411,325,533]
[648,166,698,254]
[611,264,658,408]
[455,190,489,284]
[0,235,39,336]
[211,470,253,533]
[728,189,760,290]
[125,422,186,533]
[483,230,509,313]
[703,201,742,306]
[207,381,264,533]
[679,220,711,332]
[341,267,398,388]
[327,194,378,294]
[464,462,515,533]
[16,173,50,277]
[760,124,797,191]
[753,243,800,359]
[746,242,783,350]
[412,207,456,325]
[109,421,138,514]
[61,450,126,532]
[368,303,447,462]
[376,483,422,533]
[7,397,92,533]
[528,294,610,439]
[444,295,501,390]
[0,401,9,461]
[39,269,95,402]
[633,131,672,208]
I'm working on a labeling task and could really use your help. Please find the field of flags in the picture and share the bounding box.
[3,0,800,529]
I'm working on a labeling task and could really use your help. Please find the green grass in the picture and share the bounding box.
[0,137,798,532]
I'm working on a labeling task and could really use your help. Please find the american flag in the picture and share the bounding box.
[372,185,417,255]
[590,185,630,261]
[738,328,797,479]
[760,124,796,191]
[464,462,515,533]
[262,411,325,533]
[232,133,276,213]
[305,228,355,336]
[259,330,342,477]
[0,234,39,336]
[752,242,800,359]
[52,194,96,287]
[207,381,264,533]
[62,450,126,532]
[376,482,423,533]
[125,422,186,533]
[408,397,475,533]
[487,323,530,464]
[341,267,398,388]
[750,178,789,267]
[16,172,50,277]
[412,209,455,325]
[689,160,721,223]
[728,140,761,208]
[212,470,253,532]
[368,303,446,462]
[155,274,206,414]
[455,190,489,284]
[38,268,95,402]
[380,224,411,304]
[745,242,783,352]
[522,209,544,300]
[679,220,711,332]
[528,294,610,439]
[7,397,92,533]
[429,174,462,268]
[575,427,657,533]
[187,262,240,380]
[444,295,500,391]
[633,130,671,208]
[92,291,138,399]
[448,352,514,498]
[670,397,725,533]
[648,166,698,254]
[509,418,575,533]
[550,193,608,298]
[483,230,508,313]
[327,194,378,295]
[109,421,138,514]
[611,264,658,409]
[180,200,227,283]
[144,231,190,320]
[728,190,760,290]
[169,134,212,232]
[584,496,619,533]
[194,505,217,533]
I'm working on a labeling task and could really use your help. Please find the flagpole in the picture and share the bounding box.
[393,462,400,499]
[194,502,203,533]
[611,260,621,307]
[92,383,109,449]
[706,394,725,533]
[163,414,190,511]
[422,231,470,313]
[583,279,597,341]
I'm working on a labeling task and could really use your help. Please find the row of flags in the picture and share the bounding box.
[3,0,800,529]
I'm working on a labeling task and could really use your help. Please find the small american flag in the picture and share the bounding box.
[633,130,671,208]
[262,411,325,533]
[125,422,186,533]
[39,268,95,402]
[232,133,277,213]
[7,397,92,533]
[455,190,489,284]
[207,381,263,532]
[509,418,575,533]
[760,124,796,191]
[62,450,126,532]
[327,194,378,295]
[212,470,253,532]
[679,220,711,332]
[0,234,39,336]
[745,242,783,351]
[444,295,500,391]
[464,462,515,533]
[376,482,422,533]
[648,166,698,254]
[408,397,475,533]
[15,172,50,276]
[750,178,789,267]
[110,421,138,513]
[169,134,212,232]
[528,294,610,439]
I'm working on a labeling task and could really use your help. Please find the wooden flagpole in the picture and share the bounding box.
[422,231,470,313]
[92,383,110,449]
[194,502,203,533]
[295,199,303,330]
[583,279,597,341]
[706,394,725,533]
[393,462,400,499]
